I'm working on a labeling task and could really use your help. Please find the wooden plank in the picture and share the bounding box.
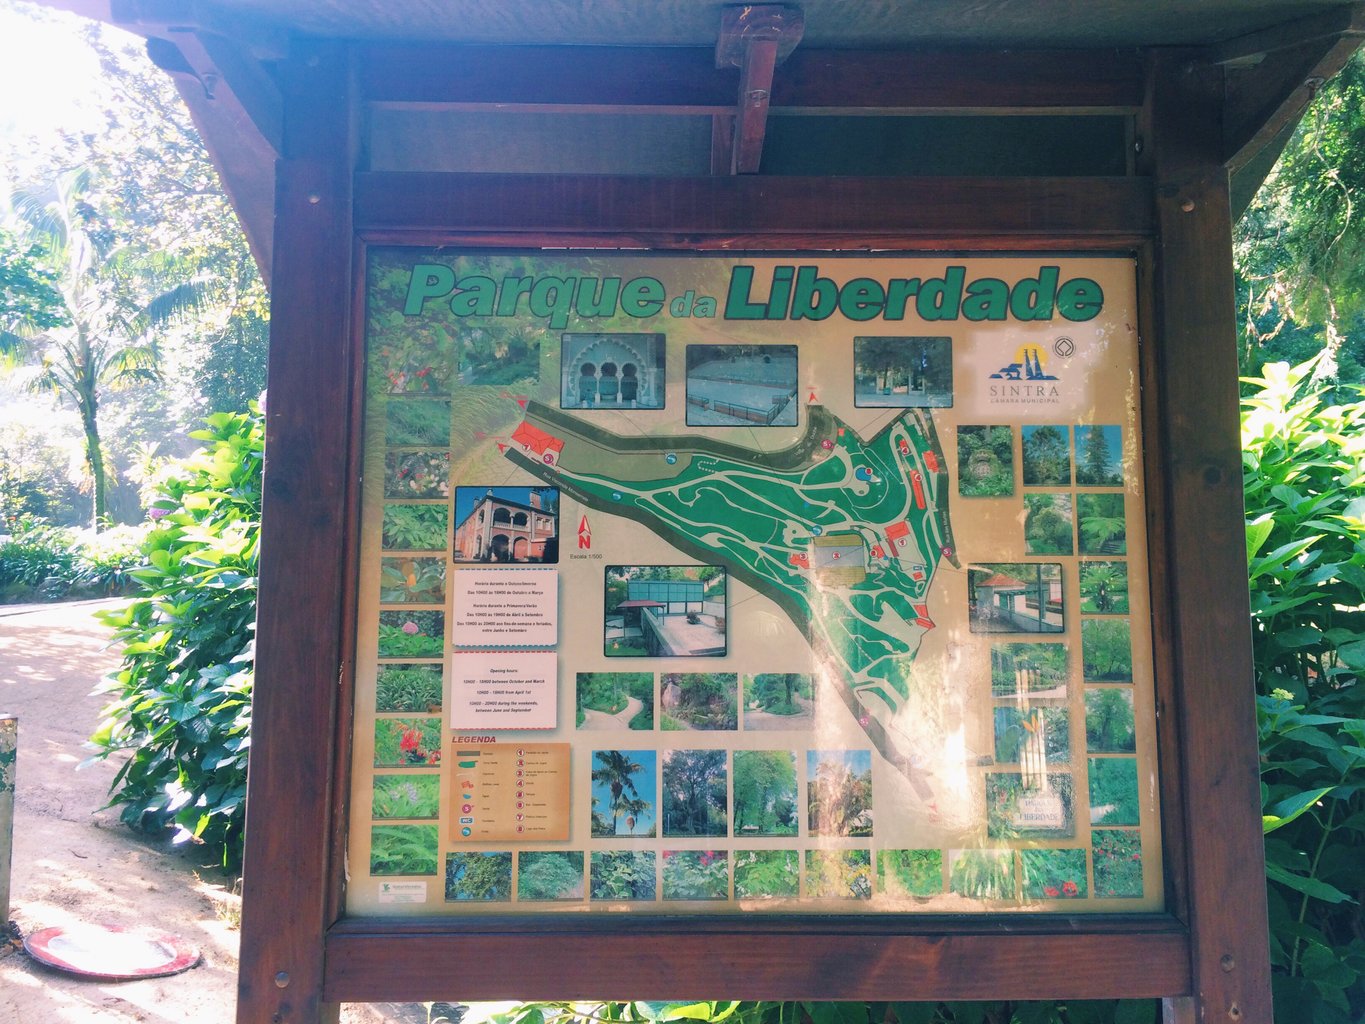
[710,114,735,175]
[323,920,1191,1003]
[1221,10,1365,174]
[1143,52,1274,1024]
[354,173,1155,237]
[235,40,354,1024]
[734,38,779,173]
[357,44,1143,113]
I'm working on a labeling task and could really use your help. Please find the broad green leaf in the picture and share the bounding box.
[1265,862,1355,903]
[1264,787,1335,832]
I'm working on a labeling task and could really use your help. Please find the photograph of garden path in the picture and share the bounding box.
[742,672,813,729]
[577,671,654,730]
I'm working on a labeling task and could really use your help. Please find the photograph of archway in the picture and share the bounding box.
[452,486,559,563]
[968,563,1064,633]
[685,344,798,427]
[853,335,953,407]
[604,564,727,657]
[560,332,665,409]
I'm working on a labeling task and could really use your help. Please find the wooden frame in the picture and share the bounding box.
[237,38,1272,1024]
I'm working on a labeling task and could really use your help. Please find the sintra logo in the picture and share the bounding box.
[988,342,1064,404]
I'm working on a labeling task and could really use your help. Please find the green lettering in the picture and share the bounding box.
[883,278,921,321]
[1058,278,1104,321]
[576,277,621,317]
[621,277,665,318]
[529,276,575,330]
[450,275,496,317]
[838,278,886,321]
[403,264,455,315]
[1008,266,1059,321]
[495,277,534,317]
[962,278,1009,321]
[917,266,965,321]
[768,265,794,319]
[724,266,767,320]
[790,266,838,321]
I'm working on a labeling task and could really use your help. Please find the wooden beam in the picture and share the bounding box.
[354,172,1155,240]
[235,39,354,1024]
[323,918,1191,1003]
[732,38,779,172]
[358,44,1143,114]
[1142,50,1274,1024]
[1219,5,1365,174]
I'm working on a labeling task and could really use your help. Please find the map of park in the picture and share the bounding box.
[507,401,956,794]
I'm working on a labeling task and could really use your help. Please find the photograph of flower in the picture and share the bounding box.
[1092,829,1144,898]
[1020,848,1088,900]
[384,450,450,499]
[373,717,442,768]
[662,850,729,900]
[379,556,446,604]
[377,611,444,658]
[371,774,441,819]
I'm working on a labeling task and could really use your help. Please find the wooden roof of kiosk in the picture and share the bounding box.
[32,3,1365,1024]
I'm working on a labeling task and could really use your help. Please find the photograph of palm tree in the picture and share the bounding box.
[590,749,657,837]
[807,749,873,837]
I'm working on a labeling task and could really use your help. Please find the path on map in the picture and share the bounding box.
[578,695,644,731]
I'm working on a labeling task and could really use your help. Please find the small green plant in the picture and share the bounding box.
[382,503,449,550]
[879,849,943,898]
[370,825,438,876]
[372,775,442,819]
[376,665,444,712]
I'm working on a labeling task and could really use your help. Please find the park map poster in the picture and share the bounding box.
[347,251,1163,914]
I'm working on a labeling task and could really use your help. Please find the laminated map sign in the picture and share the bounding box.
[349,252,1160,913]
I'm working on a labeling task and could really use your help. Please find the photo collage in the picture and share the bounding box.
[351,251,1161,914]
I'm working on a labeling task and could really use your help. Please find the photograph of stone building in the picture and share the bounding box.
[452,487,559,563]
[561,332,666,409]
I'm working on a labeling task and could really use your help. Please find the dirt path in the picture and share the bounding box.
[579,695,643,730]
[0,600,436,1023]
[742,693,814,730]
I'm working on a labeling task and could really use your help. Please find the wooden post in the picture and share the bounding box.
[236,39,355,1024]
[1144,52,1275,1024]
[0,714,14,925]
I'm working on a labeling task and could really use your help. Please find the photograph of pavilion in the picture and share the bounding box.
[685,344,798,427]
[604,565,727,658]
[967,562,1064,633]
[560,332,666,409]
[452,486,559,563]
[853,336,953,407]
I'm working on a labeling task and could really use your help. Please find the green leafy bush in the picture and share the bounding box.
[0,515,144,602]
[89,407,261,868]
[1243,357,1365,1023]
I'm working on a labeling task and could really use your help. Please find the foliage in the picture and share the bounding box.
[661,672,737,729]
[370,825,438,876]
[577,671,653,728]
[1076,494,1126,555]
[590,850,656,901]
[591,749,653,836]
[807,753,873,837]
[0,514,144,601]
[372,775,442,819]
[746,672,811,715]
[662,850,728,900]
[0,224,67,328]
[734,850,800,899]
[957,425,1014,497]
[662,748,728,837]
[1078,562,1128,614]
[1242,357,1365,1022]
[0,419,84,526]
[376,665,444,713]
[1021,425,1070,486]
[1080,620,1133,682]
[88,406,260,867]
[382,503,449,550]
[1084,690,1135,753]
[518,851,584,901]
[1023,493,1073,555]
[879,849,943,898]
[732,751,798,835]
[446,852,513,900]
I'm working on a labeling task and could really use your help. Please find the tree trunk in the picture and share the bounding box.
[81,405,106,532]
